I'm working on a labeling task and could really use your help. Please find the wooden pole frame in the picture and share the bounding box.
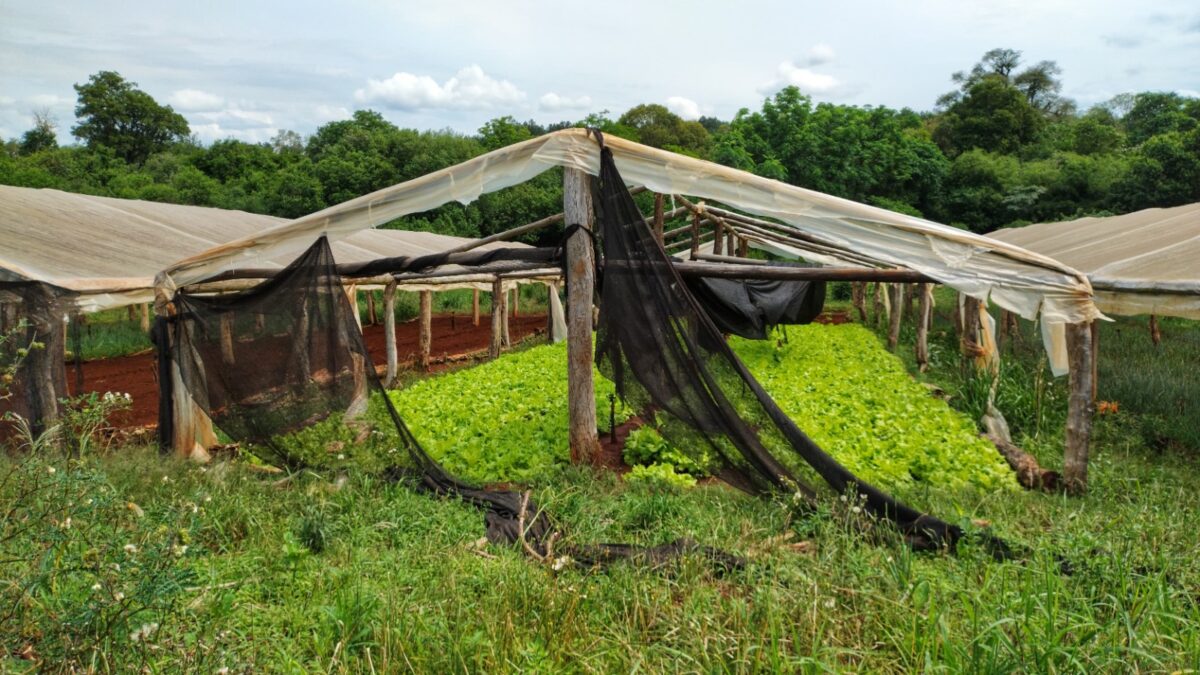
[489,277,504,360]
[564,167,600,465]
[383,281,398,385]
[418,290,432,370]
[1064,321,1095,495]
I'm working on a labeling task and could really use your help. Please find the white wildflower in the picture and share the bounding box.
[191,503,199,514]
[551,555,573,571]
[129,622,158,643]
[337,454,345,460]
[851,506,862,514]
[172,544,189,557]
[162,475,170,483]
[114,591,125,601]
[62,517,71,529]
[91,583,102,591]
[839,494,847,502]
[47,466,56,475]
[123,543,138,554]
[823,597,836,609]
[204,496,212,503]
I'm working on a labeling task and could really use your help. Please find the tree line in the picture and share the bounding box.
[3,49,1199,239]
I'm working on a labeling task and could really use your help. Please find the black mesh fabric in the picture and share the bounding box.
[592,144,967,551]
[165,237,742,569]
[685,272,826,339]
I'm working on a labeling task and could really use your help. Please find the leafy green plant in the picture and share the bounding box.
[624,462,697,491]
[622,425,710,476]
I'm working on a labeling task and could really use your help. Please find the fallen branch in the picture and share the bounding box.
[986,433,1061,492]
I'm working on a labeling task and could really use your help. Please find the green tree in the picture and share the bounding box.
[617,104,710,155]
[478,116,533,151]
[934,77,1044,156]
[18,111,58,155]
[71,71,190,164]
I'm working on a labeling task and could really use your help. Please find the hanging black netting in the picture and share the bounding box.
[592,141,975,552]
[685,271,826,339]
[163,237,741,569]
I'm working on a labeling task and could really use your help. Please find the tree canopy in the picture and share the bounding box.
[3,58,1198,237]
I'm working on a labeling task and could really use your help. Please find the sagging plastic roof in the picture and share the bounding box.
[989,202,1200,320]
[0,185,531,311]
[158,128,1099,327]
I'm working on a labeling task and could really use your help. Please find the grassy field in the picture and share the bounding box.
[3,292,1199,672]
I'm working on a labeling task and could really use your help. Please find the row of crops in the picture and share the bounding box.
[391,324,1016,492]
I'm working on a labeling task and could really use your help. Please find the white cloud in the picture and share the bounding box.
[27,93,68,107]
[805,44,836,66]
[314,104,351,123]
[192,107,274,129]
[538,92,592,111]
[0,96,15,108]
[760,62,841,95]
[191,122,278,144]
[665,96,702,120]
[168,89,225,111]
[355,65,525,110]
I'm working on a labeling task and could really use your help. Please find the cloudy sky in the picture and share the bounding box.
[2,0,1198,144]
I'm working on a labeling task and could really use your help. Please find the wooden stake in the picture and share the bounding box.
[1064,322,1095,495]
[1090,320,1099,402]
[140,303,151,333]
[219,313,236,365]
[489,277,503,360]
[383,281,397,385]
[887,284,904,351]
[1149,314,1161,347]
[511,287,519,318]
[915,283,932,371]
[712,217,725,255]
[872,283,883,327]
[564,167,600,465]
[501,286,511,348]
[418,290,432,370]
[727,231,736,257]
[738,237,748,258]
[472,289,480,327]
[690,209,702,259]
[345,284,361,331]
[851,282,867,322]
[653,193,665,246]
[362,291,373,325]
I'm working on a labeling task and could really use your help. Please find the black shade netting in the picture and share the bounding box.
[592,145,970,551]
[166,237,741,570]
[685,271,826,340]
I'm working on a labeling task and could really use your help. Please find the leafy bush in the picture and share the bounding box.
[624,462,697,491]
[622,424,711,476]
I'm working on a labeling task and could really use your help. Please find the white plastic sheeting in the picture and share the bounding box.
[158,129,1099,330]
[989,202,1200,320]
[0,185,543,312]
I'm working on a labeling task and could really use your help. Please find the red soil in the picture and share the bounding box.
[59,313,548,429]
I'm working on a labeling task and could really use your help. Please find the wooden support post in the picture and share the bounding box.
[712,217,725,255]
[472,289,481,327]
[384,281,397,386]
[727,231,736,256]
[887,284,904,351]
[140,303,151,333]
[511,287,519,318]
[219,313,236,365]
[501,285,511,348]
[1090,320,1099,402]
[564,167,600,465]
[23,291,67,435]
[418,290,432,370]
[345,284,361,331]
[489,277,504,359]
[653,193,665,247]
[915,283,932,371]
[851,282,867,322]
[1064,322,1095,495]
[872,283,883,327]
[690,209,702,259]
[1149,314,1161,347]
[738,237,748,258]
[366,291,377,326]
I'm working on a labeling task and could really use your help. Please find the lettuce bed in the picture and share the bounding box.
[392,325,1015,491]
